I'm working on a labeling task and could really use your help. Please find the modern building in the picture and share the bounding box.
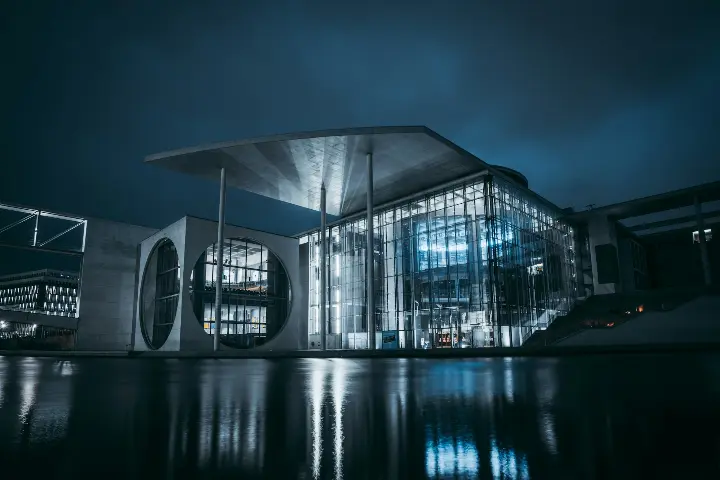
[140,127,577,351]
[1,126,717,352]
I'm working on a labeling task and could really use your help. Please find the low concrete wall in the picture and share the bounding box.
[3,342,720,359]
[558,295,720,346]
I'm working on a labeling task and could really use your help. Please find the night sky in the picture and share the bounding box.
[2,1,719,236]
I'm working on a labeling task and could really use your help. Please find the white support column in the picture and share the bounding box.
[33,210,40,246]
[320,183,327,350]
[214,167,227,352]
[366,152,375,350]
[694,196,712,287]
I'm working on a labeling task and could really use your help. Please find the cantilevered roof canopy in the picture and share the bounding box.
[146,126,492,217]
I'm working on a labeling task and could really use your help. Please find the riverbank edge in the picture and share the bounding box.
[2,343,720,359]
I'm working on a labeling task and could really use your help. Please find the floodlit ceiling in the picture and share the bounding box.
[145,126,492,217]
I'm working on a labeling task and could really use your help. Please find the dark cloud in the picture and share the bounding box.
[1,0,719,234]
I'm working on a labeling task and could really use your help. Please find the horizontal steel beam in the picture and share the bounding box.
[628,211,720,232]
[0,202,86,223]
[0,241,84,257]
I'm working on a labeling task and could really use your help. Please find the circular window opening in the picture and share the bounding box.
[140,238,180,349]
[189,238,291,349]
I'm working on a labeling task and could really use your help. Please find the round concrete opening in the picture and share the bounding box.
[140,238,180,349]
[189,237,291,349]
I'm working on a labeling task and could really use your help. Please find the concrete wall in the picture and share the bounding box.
[133,216,304,352]
[645,226,719,289]
[558,295,720,346]
[587,215,620,295]
[75,217,157,350]
[618,238,635,293]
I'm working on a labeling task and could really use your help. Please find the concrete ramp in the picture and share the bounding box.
[558,295,720,346]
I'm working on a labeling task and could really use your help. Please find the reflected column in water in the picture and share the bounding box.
[307,360,327,479]
[332,360,348,480]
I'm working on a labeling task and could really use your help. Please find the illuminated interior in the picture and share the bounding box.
[304,174,577,349]
[692,228,712,243]
[190,238,290,349]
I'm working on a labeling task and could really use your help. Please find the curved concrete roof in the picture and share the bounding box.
[146,126,494,217]
[491,166,529,189]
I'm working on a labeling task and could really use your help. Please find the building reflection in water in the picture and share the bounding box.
[2,355,720,478]
[0,357,73,452]
[425,435,479,477]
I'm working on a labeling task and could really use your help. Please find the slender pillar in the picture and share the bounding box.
[33,210,40,246]
[214,167,227,352]
[320,183,327,350]
[366,153,375,350]
[694,196,712,286]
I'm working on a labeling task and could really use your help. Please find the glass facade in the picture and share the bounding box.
[305,174,577,349]
[190,238,291,349]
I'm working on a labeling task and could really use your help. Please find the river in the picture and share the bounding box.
[1,354,719,478]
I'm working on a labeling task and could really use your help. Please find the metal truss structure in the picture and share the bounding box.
[0,202,87,255]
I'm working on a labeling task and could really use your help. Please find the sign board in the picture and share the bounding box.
[382,330,399,349]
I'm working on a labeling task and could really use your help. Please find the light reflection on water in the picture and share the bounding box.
[1,354,720,478]
[331,360,347,480]
[309,360,327,479]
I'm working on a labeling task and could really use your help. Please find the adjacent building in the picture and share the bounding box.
[0,269,79,316]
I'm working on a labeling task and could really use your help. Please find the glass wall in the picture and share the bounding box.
[485,176,577,345]
[305,174,576,349]
[190,238,291,349]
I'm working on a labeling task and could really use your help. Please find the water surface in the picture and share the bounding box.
[1,354,719,478]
